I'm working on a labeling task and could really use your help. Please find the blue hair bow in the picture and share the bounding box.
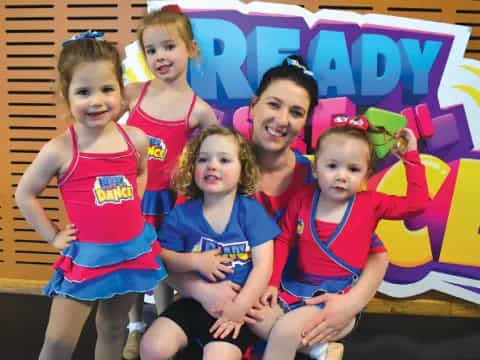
[62,30,104,47]
[286,57,315,78]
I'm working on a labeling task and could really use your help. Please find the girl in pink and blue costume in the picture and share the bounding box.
[123,7,218,358]
[125,5,218,229]
[254,117,429,360]
[15,35,166,360]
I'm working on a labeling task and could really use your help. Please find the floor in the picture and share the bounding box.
[2,292,479,360]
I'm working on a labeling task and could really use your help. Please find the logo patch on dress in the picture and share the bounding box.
[148,136,167,160]
[296,218,304,235]
[93,175,134,206]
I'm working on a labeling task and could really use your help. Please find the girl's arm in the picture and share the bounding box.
[161,248,233,282]
[191,97,219,129]
[375,128,429,219]
[15,138,67,245]
[230,241,273,317]
[124,125,149,198]
[210,240,273,338]
[124,82,144,111]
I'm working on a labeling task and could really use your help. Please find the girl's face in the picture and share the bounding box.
[68,61,122,129]
[194,134,242,198]
[250,79,310,153]
[314,134,370,203]
[142,25,194,82]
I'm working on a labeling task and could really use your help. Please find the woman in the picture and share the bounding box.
[158,55,388,357]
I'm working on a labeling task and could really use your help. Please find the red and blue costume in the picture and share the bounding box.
[44,124,167,300]
[127,80,196,228]
[269,151,428,310]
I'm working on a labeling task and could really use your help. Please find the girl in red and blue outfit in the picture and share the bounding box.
[252,118,429,360]
[15,35,167,360]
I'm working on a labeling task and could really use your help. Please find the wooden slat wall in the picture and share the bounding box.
[0,0,149,281]
[1,0,479,316]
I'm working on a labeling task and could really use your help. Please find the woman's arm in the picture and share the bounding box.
[161,248,233,282]
[167,272,241,317]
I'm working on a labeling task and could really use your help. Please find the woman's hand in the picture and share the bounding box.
[301,292,356,346]
[196,280,241,318]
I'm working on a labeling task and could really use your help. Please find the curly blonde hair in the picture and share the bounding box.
[173,125,259,199]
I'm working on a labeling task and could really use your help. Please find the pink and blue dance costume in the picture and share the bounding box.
[269,150,429,310]
[127,81,196,229]
[44,124,167,300]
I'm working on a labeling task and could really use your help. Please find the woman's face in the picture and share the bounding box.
[251,79,310,153]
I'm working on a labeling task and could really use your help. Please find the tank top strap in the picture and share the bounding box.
[58,126,80,186]
[185,93,197,125]
[115,123,139,160]
[132,80,151,112]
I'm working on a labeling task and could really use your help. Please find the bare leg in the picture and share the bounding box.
[300,318,354,359]
[39,296,93,360]
[127,294,144,322]
[95,293,136,360]
[203,341,242,360]
[154,281,175,315]
[264,306,354,360]
[263,305,323,360]
[140,317,188,360]
[248,303,284,340]
[123,294,145,360]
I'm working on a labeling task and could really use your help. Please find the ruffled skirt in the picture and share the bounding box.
[44,222,167,301]
[141,189,175,229]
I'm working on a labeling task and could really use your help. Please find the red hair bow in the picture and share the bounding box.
[331,115,369,131]
[161,4,182,13]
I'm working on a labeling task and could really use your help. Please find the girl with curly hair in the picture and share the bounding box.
[141,125,280,360]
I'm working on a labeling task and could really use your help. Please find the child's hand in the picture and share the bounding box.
[51,224,77,250]
[195,248,233,282]
[395,127,418,154]
[210,318,243,339]
[210,299,248,339]
[260,285,278,307]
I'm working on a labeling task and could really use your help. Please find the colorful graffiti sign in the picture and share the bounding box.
[122,0,480,304]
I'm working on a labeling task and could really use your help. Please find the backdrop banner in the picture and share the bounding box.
[122,0,480,304]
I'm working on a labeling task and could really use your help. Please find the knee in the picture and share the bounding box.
[95,315,126,339]
[39,336,75,360]
[269,318,302,344]
[139,330,174,360]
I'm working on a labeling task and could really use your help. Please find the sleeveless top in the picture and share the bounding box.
[44,124,167,300]
[127,80,196,228]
